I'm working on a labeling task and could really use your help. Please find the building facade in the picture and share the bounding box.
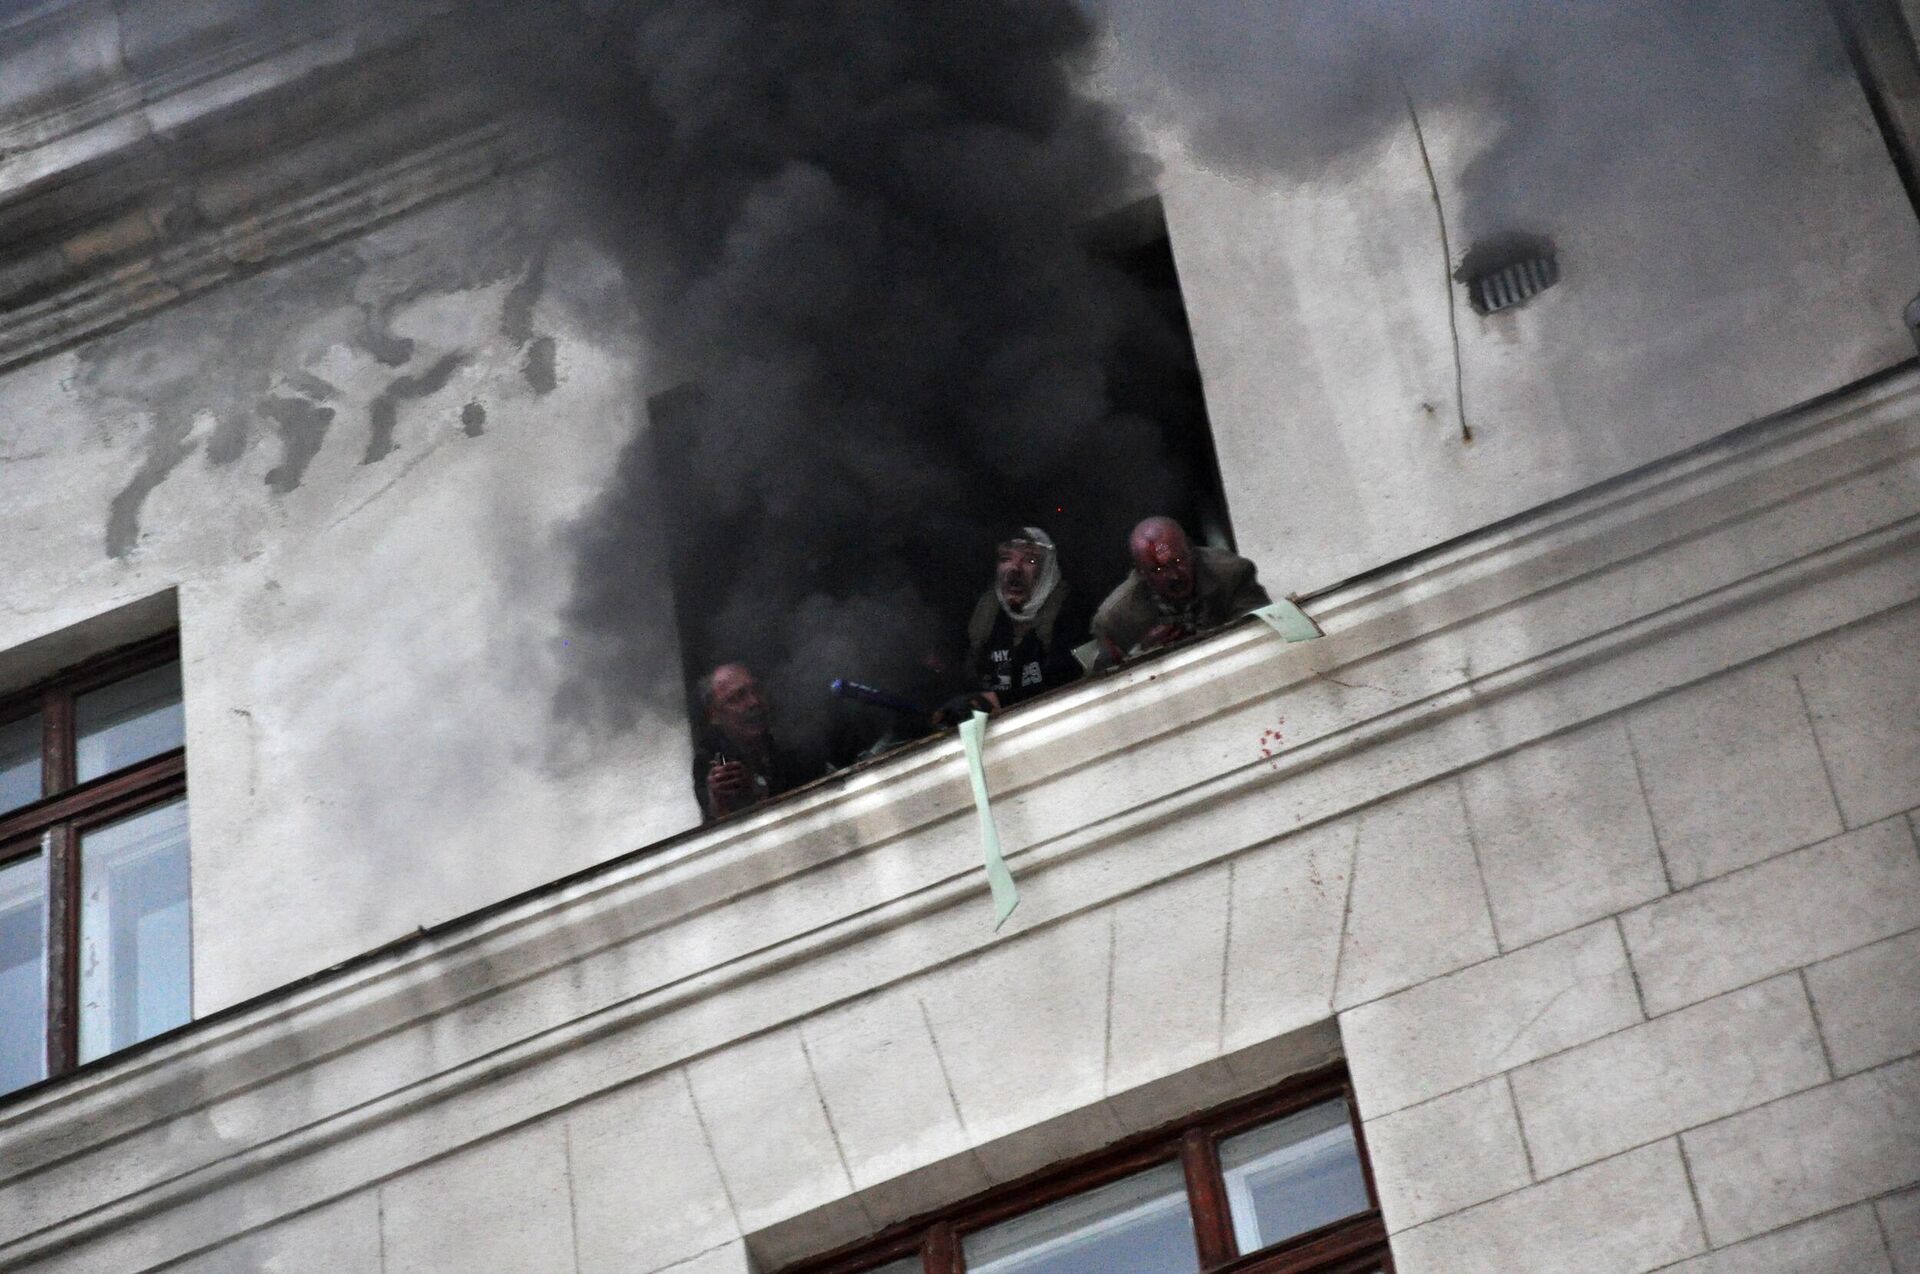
[1,1,1918,1271]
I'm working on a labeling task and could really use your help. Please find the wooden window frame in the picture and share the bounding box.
[0,634,187,1081]
[783,1063,1393,1274]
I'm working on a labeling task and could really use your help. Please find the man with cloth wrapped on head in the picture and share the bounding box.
[943,525,1084,721]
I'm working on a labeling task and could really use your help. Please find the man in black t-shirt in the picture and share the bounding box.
[947,525,1082,720]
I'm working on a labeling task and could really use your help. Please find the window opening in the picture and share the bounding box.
[783,1065,1391,1274]
[0,852,46,1093]
[75,660,184,782]
[76,796,191,1062]
[0,635,189,1097]
[1219,1097,1372,1255]
[0,712,39,814]
[963,1161,1199,1274]
[648,195,1236,774]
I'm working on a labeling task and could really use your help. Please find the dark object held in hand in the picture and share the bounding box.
[829,678,930,717]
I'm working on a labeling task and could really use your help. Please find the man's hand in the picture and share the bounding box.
[706,760,754,814]
[1140,621,1190,651]
[931,691,1001,729]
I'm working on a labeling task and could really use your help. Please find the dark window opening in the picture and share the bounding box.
[0,634,189,1097]
[781,1064,1394,1274]
[649,196,1234,773]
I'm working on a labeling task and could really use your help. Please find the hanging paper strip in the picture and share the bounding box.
[958,710,1020,929]
[1253,598,1323,643]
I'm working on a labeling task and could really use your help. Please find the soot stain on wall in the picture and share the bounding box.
[362,353,470,465]
[261,396,338,494]
[521,337,557,394]
[75,201,561,557]
[500,242,558,395]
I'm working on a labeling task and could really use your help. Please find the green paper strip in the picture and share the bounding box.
[958,710,1020,929]
[1254,598,1323,643]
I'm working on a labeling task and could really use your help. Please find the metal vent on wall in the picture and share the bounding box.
[1466,253,1559,315]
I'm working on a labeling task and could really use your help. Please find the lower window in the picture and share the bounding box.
[0,637,190,1097]
[784,1066,1392,1274]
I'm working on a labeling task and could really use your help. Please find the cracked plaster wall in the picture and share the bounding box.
[0,174,696,1013]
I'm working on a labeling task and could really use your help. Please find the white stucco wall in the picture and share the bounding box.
[1159,2,1920,589]
[0,177,696,1014]
[2,8,1919,1269]
[2,369,1913,1274]
[1,0,1912,1025]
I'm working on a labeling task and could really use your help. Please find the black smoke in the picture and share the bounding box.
[1094,0,1851,255]
[509,0,1859,765]
[504,0,1213,759]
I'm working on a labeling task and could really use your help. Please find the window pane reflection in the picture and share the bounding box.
[0,713,40,814]
[0,851,46,1095]
[1220,1098,1371,1254]
[964,1162,1198,1274]
[870,1259,920,1274]
[79,798,190,1062]
[76,662,183,782]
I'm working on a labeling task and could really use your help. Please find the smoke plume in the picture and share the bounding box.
[513,0,1856,762]
[525,0,1199,757]
[1094,0,1849,253]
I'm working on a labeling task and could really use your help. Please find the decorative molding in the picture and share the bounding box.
[0,118,543,374]
[0,367,1914,1269]
[0,0,445,164]
[0,0,537,375]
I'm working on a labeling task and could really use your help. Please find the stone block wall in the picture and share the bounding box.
[1351,603,1920,1272]
[142,600,1920,1274]
[3,5,1918,1271]
[4,324,1913,1274]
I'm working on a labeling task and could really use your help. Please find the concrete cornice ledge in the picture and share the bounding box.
[1,369,1917,1270]
[0,0,540,374]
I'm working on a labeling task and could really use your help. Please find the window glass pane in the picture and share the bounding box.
[76,661,183,782]
[963,1162,1198,1274]
[1220,1098,1371,1254]
[0,851,47,1095]
[78,798,190,1062]
[869,1260,920,1274]
[0,713,40,814]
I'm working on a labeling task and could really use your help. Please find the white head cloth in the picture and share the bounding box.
[998,526,1061,624]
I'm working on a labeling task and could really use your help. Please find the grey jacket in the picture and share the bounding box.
[1090,545,1270,665]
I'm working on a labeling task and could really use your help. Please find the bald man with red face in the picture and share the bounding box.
[1091,517,1270,667]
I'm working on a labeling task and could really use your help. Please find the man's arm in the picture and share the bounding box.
[1041,631,1085,690]
[695,740,756,820]
[1217,552,1272,621]
[1229,573,1271,618]
[705,760,755,815]
[964,590,1001,689]
[1089,579,1145,671]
